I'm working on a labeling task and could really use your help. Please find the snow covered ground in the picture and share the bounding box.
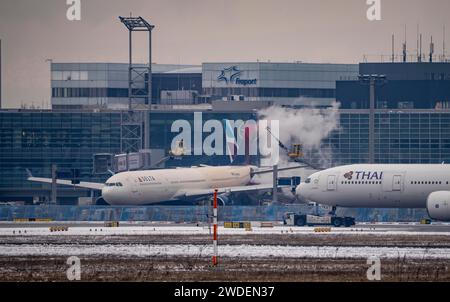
[1,225,450,236]
[0,243,449,259]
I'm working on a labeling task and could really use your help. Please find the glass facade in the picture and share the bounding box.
[337,80,450,109]
[203,87,335,99]
[149,111,259,167]
[0,111,121,202]
[51,63,202,109]
[374,112,450,164]
[317,113,370,165]
[202,62,358,102]
[312,111,450,166]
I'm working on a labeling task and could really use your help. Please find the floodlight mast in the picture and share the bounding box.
[119,16,155,110]
[119,16,155,159]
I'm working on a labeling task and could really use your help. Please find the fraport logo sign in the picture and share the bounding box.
[217,66,257,86]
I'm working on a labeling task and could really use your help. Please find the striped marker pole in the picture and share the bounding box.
[212,189,218,266]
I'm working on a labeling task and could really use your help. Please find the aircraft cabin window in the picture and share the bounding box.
[305,178,311,184]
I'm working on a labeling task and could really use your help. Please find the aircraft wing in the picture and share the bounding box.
[27,177,104,190]
[176,183,277,198]
[252,164,307,175]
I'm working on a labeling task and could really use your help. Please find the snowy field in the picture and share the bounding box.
[1,225,450,236]
[0,243,450,259]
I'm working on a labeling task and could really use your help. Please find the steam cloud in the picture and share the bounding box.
[254,103,341,189]
[257,102,341,153]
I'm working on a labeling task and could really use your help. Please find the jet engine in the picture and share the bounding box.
[426,191,450,221]
[216,194,230,206]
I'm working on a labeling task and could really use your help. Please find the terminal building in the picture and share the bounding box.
[337,62,450,109]
[1,61,450,204]
[202,62,358,106]
[51,62,358,110]
[51,63,203,110]
[333,62,450,164]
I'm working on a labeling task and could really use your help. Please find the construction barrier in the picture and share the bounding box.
[49,226,69,232]
[14,218,53,222]
[104,221,120,227]
[224,221,251,229]
[314,227,331,233]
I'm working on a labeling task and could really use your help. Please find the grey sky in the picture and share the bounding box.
[0,0,449,108]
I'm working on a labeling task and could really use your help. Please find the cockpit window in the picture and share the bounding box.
[105,182,123,187]
[305,178,311,184]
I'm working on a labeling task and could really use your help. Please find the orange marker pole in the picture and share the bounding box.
[212,189,218,266]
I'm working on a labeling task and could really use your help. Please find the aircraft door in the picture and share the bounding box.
[392,175,402,191]
[130,177,141,197]
[327,175,337,191]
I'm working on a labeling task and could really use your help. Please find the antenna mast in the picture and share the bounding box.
[392,34,395,62]
[444,25,446,62]
[402,25,407,62]
[419,33,423,62]
[430,36,434,62]
[417,24,419,62]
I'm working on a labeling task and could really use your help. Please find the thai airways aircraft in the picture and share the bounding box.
[28,165,302,205]
[295,164,450,221]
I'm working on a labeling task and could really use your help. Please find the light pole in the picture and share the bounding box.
[358,74,387,164]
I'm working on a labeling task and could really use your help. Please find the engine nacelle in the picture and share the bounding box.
[95,197,110,205]
[426,191,450,221]
[216,194,229,206]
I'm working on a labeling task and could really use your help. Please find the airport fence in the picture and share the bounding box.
[0,205,308,222]
[0,205,428,222]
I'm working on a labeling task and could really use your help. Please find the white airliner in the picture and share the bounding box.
[295,164,450,221]
[28,165,301,205]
